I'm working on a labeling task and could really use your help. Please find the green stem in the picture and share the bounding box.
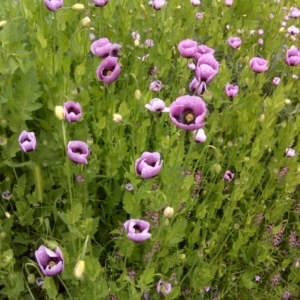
[58,275,73,300]
[34,164,43,202]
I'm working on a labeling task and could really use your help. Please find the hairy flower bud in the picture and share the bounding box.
[134,89,142,100]
[0,20,7,28]
[74,260,85,279]
[81,17,91,28]
[113,113,122,123]
[72,4,85,11]
[5,212,11,218]
[55,106,65,120]
[27,274,36,284]
[163,207,174,218]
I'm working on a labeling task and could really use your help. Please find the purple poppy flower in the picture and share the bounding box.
[285,47,300,66]
[90,38,111,58]
[225,0,233,6]
[194,128,206,142]
[258,29,264,35]
[196,12,203,19]
[145,98,169,112]
[286,148,295,157]
[289,7,300,18]
[67,141,89,164]
[195,54,219,84]
[227,37,242,49]
[96,56,121,84]
[43,0,63,11]
[249,57,269,73]
[145,39,154,47]
[149,0,166,10]
[63,101,82,122]
[131,31,140,40]
[194,45,215,61]
[149,80,163,92]
[156,280,172,295]
[288,25,299,36]
[169,95,207,131]
[178,39,198,58]
[257,38,264,45]
[135,152,163,179]
[225,84,239,98]
[189,77,206,95]
[18,130,36,153]
[123,219,151,242]
[35,245,64,276]
[224,170,234,181]
[93,0,109,7]
[273,77,280,85]
[191,0,200,5]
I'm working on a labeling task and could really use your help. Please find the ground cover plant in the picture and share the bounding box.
[1,0,300,299]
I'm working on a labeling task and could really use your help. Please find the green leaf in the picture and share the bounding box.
[65,203,82,225]
[137,267,155,290]
[85,256,102,281]
[43,277,58,300]
[164,219,187,247]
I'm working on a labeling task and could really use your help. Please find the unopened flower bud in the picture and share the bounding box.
[202,90,212,101]
[176,5,181,9]
[295,260,300,268]
[74,260,85,279]
[134,39,139,46]
[81,17,91,28]
[0,20,7,28]
[284,99,291,105]
[0,232,6,239]
[179,254,186,259]
[279,27,285,33]
[55,106,65,120]
[27,274,36,284]
[72,4,85,11]
[259,114,265,122]
[134,89,141,100]
[87,137,93,146]
[163,207,174,218]
[211,163,222,174]
[290,35,296,41]
[5,212,10,218]
[0,119,7,128]
[0,137,7,147]
[140,4,145,10]
[113,113,122,123]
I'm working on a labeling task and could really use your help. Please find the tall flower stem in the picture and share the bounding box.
[34,164,43,203]
[58,275,73,300]
[61,121,73,207]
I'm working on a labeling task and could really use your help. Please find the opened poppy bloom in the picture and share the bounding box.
[93,0,109,7]
[285,47,300,66]
[189,77,206,95]
[135,152,163,179]
[273,77,281,85]
[227,37,242,49]
[156,280,172,295]
[18,130,36,153]
[169,95,207,131]
[67,141,89,164]
[225,0,233,6]
[149,80,163,92]
[149,0,166,10]
[195,54,219,85]
[123,219,151,242]
[225,84,239,98]
[63,101,82,122]
[145,98,169,112]
[193,45,215,61]
[96,56,121,84]
[91,38,121,58]
[249,57,269,73]
[286,148,295,157]
[178,39,198,58]
[43,0,63,11]
[224,170,234,181]
[35,245,64,276]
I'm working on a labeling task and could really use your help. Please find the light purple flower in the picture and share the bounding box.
[123,219,151,242]
[189,77,206,95]
[96,56,121,84]
[149,0,166,10]
[225,0,233,7]
[288,25,300,36]
[149,80,163,92]
[249,57,269,73]
[273,77,280,85]
[145,98,169,112]
[257,38,264,45]
[90,38,121,58]
[67,141,89,164]
[135,152,163,179]
[93,0,109,7]
[188,62,196,70]
[125,183,134,191]
[169,95,207,131]
[282,291,291,300]
[156,280,172,295]
[194,129,206,142]
[131,31,140,40]
[258,29,264,35]
[145,39,154,47]
[18,130,36,153]
[194,45,215,61]
[191,0,200,6]
[195,54,219,84]
[286,148,295,157]
[43,0,63,11]
[225,84,239,98]
[224,170,234,181]
[196,12,203,19]
[178,39,198,58]
[285,47,300,66]
[35,246,64,276]
[289,7,300,18]
[63,101,82,122]
[255,275,261,282]
[228,37,242,49]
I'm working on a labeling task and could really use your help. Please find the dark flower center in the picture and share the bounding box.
[73,147,83,154]
[182,110,196,124]
[103,69,113,76]
[133,225,141,233]
[67,107,79,115]
[48,260,57,268]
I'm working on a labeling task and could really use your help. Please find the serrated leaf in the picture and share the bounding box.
[43,277,58,300]
[165,219,187,246]
[137,267,155,290]
[65,203,82,225]
[85,256,101,281]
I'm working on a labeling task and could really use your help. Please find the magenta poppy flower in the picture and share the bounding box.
[149,80,163,92]
[191,0,200,5]
[157,280,172,295]
[285,47,300,66]
[93,0,109,7]
[145,98,169,112]
[43,0,63,11]
[273,77,281,85]
[193,45,215,61]
[189,77,206,95]
[63,101,82,122]
[224,170,234,181]
[90,38,111,58]
[96,56,121,84]
[135,152,163,179]
[18,130,36,153]
[225,0,233,6]
[35,246,64,276]
[225,84,239,98]
[178,39,198,58]
[67,141,89,164]
[249,57,269,73]
[169,95,207,131]
[289,7,300,18]
[123,219,151,242]
[228,37,242,49]
[149,0,166,10]
[288,25,299,36]
[195,54,219,84]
